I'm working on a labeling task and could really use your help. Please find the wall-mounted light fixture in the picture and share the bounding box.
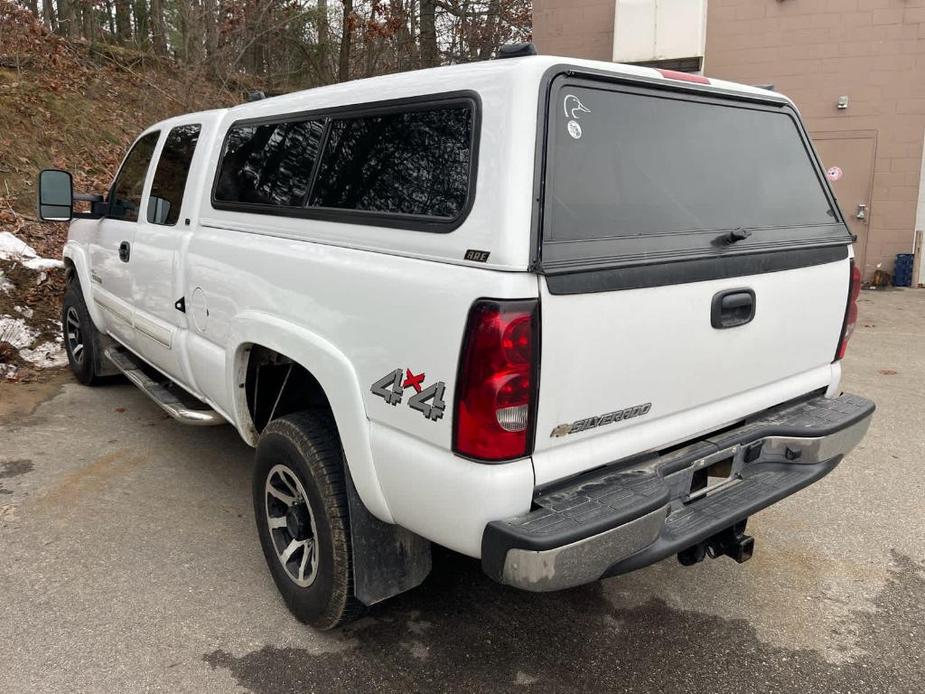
[837,95,849,110]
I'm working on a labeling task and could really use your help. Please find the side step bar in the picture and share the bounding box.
[103,347,225,426]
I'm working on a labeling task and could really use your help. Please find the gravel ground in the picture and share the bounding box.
[0,288,923,693]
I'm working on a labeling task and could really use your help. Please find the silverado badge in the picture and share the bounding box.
[551,403,652,438]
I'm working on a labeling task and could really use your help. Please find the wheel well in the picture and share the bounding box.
[63,258,77,283]
[244,345,332,434]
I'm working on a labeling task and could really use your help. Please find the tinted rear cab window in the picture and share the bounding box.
[541,77,851,271]
[148,124,201,226]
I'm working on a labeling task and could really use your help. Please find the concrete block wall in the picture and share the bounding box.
[705,0,925,275]
[532,0,616,60]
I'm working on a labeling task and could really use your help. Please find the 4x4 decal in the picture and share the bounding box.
[371,368,447,421]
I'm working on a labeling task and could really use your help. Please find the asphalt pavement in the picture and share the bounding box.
[1,289,923,693]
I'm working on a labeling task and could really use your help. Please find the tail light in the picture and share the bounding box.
[454,299,539,461]
[835,261,862,361]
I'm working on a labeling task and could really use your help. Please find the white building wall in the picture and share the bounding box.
[612,0,708,64]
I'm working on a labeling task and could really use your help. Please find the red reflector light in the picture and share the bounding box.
[835,261,862,361]
[656,68,710,84]
[454,299,538,462]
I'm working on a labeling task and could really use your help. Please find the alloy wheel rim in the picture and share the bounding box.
[265,464,319,587]
[65,307,84,366]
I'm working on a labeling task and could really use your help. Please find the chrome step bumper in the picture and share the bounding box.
[482,393,875,592]
[104,347,225,426]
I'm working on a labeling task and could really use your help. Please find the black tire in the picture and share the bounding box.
[253,412,363,630]
[62,278,103,386]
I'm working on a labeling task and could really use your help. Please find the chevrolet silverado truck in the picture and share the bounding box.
[37,46,874,630]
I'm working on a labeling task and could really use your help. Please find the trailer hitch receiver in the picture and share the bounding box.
[677,521,754,566]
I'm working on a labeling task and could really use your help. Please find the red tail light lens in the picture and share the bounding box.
[454,299,538,461]
[835,261,862,361]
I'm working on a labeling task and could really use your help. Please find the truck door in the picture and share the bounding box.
[128,122,204,388]
[88,131,160,348]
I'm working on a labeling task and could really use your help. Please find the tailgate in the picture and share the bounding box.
[530,72,853,485]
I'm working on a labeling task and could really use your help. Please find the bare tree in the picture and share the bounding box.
[150,0,166,55]
[114,0,131,41]
[338,0,353,82]
[419,0,437,66]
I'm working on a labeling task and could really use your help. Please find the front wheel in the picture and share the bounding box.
[253,412,363,630]
[62,280,103,386]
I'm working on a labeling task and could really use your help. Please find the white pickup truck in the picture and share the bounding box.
[38,48,874,630]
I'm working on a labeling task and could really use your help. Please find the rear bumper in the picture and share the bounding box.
[481,393,874,592]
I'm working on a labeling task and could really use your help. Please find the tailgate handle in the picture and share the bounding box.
[711,289,756,329]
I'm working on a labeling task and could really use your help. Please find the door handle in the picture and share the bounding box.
[711,289,756,329]
[118,241,131,263]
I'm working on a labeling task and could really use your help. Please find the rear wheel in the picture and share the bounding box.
[62,280,103,386]
[253,412,363,630]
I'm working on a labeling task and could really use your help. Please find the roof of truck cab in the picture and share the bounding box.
[215,55,789,123]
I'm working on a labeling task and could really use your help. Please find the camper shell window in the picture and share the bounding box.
[212,93,480,233]
[539,75,852,273]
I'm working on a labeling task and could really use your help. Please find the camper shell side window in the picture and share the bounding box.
[211,91,482,233]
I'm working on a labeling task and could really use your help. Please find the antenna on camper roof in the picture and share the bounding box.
[496,43,537,60]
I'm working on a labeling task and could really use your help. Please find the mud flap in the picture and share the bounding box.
[345,468,431,606]
[94,332,121,378]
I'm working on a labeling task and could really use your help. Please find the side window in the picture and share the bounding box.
[309,105,473,219]
[147,124,202,226]
[215,119,324,206]
[108,131,160,222]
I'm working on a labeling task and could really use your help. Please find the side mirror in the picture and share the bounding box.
[37,169,73,222]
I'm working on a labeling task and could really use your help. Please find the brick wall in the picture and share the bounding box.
[532,0,616,60]
[705,0,925,275]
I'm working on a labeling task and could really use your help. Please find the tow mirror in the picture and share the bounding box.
[37,169,73,222]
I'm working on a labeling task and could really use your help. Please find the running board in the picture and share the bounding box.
[103,347,225,426]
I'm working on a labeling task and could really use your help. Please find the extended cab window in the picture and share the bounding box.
[542,80,850,270]
[108,131,159,222]
[148,124,202,226]
[309,105,473,219]
[215,119,324,207]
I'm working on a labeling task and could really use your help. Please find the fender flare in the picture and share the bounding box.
[62,242,106,329]
[228,311,394,524]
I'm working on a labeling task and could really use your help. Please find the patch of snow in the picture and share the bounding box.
[14,305,34,319]
[0,231,64,270]
[0,314,39,349]
[0,315,65,370]
[20,340,67,368]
